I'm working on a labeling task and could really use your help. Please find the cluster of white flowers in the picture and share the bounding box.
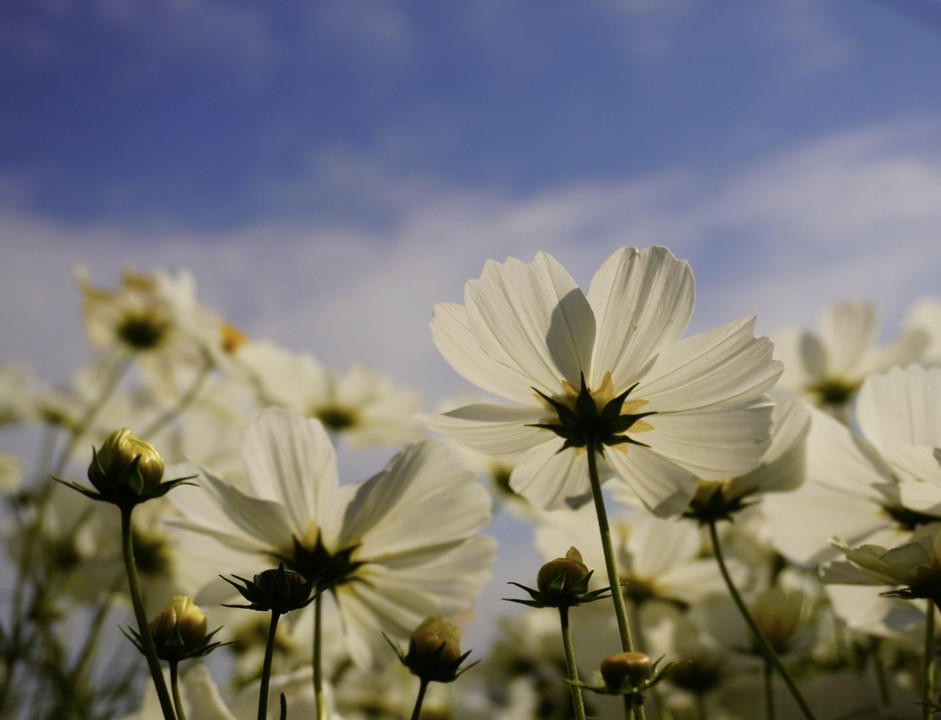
[2,246,941,720]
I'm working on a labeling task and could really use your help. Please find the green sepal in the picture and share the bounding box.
[503,574,615,609]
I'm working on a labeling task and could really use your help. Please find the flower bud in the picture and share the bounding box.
[405,616,467,682]
[600,651,653,690]
[89,428,164,495]
[150,596,207,651]
[537,546,589,594]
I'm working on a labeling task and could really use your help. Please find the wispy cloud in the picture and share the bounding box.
[3,120,941,408]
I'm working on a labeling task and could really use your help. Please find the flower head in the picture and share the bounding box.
[169,407,495,670]
[423,246,781,516]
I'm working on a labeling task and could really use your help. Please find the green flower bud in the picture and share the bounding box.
[600,651,653,690]
[89,428,164,495]
[405,616,466,682]
[150,596,207,651]
[537,546,589,594]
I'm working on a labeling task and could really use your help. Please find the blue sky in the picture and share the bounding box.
[4,0,941,648]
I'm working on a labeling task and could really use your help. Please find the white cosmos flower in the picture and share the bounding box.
[773,300,928,409]
[169,407,495,670]
[236,340,424,447]
[422,246,782,516]
[905,296,941,365]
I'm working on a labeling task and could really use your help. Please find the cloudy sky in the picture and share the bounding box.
[4,0,941,646]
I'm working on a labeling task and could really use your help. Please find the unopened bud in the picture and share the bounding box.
[537,547,589,594]
[600,651,653,690]
[90,429,164,494]
[405,616,466,682]
[150,596,207,651]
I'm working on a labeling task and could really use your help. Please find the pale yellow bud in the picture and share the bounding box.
[600,651,653,689]
[150,596,207,650]
[537,546,589,593]
[92,428,164,493]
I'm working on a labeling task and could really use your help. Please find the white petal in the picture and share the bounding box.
[419,403,549,455]
[587,246,694,391]
[464,252,595,393]
[730,394,810,495]
[338,440,491,554]
[180,665,238,720]
[509,442,593,511]
[641,399,774,480]
[606,445,698,517]
[637,317,782,411]
[197,469,297,550]
[857,366,941,483]
[431,302,545,405]
[773,327,824,392]
[627,514,700,578]
[237,341,329,411]
[861,328,930,375]
[241,407,341,542]
[818,301,878,375]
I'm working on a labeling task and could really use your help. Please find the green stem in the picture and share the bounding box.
[313,593,327,720]
[409,678,430,720]
[586,443,633,652]
[924,600,934,720]
[121,507,176,720]
[870,638,891,708]
[170,661,186,720]
[141,357,213,438]
[559,606,587,720]
[587,443,644,720]
[259,612,280,720]
[707,520,817,720]
[763,657,776,720]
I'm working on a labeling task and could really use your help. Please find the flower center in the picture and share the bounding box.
[807,377,858,407]
[315,406,358,431]
[117,314,169,350]
[275,533,363,590]
[529,373,654,454]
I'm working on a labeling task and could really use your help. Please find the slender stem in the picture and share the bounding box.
[586,443,634,652]
[313,594,327,720]
[707,520,817,720]
[409,678,430,720]
[259,612,280,720]
[924,600,934,720]
[170,662,186,720]
[870,638,891,708]
[121,507,176,720]
[141,357,212,438]
[587,444,645,720]
[559,606,587,720]
[763,657,776,720]
[695,693,707,720]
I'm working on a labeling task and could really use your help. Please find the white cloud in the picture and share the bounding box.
[3,119,941,411]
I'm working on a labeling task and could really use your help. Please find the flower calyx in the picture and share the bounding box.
[573,651,676,707]
[221,562,321,615]
[55,429,195,510]
[388,616,476,684]
[505,546,613,609]
[530,373,653,456]
[124,596,226,664]
[682,481,754,525]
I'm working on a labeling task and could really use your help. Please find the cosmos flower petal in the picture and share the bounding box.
[338,440,491,555]
[464,252,595,393]
[419,404,549,455]
[431,303,546,405]
[817,301,879,375]
[862,328,930,375]
[605,445,698,517]
[627,514,700,578]
[240,407,341,542]
[637,317,782,411]
[509,441,592,511]
[641,399,774,480]
[197,470,297,550]
[857,366,941,484]
[774,327,826,392]
[587,246,694,391]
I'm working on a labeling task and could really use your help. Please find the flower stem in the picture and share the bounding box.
[559,606,587,720]
[586,443,633,652]
[924,599,935,720]
[313,593,327,720]
[707,520,816,720]
[141,356,213,438]
[763,657,775,720]
[587,443,644,720]
[259,612,280,720]
[121,506,176,720]
[409,678,430,720]
[870,638,891,708]
[170,661,186,720]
